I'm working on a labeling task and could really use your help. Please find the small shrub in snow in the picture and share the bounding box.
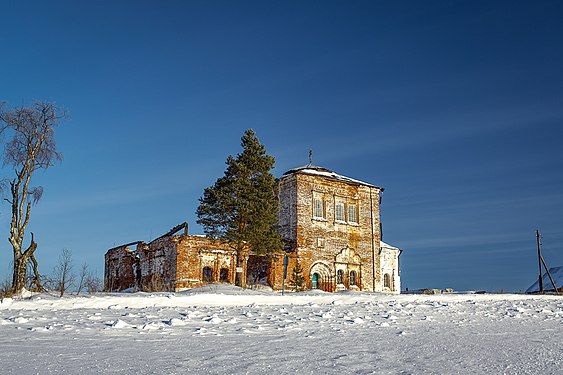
[290,260,306,292]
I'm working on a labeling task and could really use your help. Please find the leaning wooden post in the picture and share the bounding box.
[540,255,560,295]
[536,230,544,293]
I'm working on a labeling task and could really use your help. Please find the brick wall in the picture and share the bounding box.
[175,235,237,291]
[104,246,139,292]
[271,170,384,292]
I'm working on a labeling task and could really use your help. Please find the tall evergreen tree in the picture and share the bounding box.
[196,129,283,287]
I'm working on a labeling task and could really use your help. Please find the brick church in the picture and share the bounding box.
[104,164,402,293]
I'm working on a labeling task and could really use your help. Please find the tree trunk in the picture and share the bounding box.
[235,250,248,288]
[11,234,39,295]
[28,254,44,292]
[12,255,29,295]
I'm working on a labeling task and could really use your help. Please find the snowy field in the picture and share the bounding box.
[1,286,561,375]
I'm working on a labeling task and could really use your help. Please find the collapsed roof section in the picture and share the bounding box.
[105,222,189,255]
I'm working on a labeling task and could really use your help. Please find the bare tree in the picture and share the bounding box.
[85,272,103,294]
[0,274,11,298]
[76,263,89,295]
[0,101,64,295]
[52,249,75,297]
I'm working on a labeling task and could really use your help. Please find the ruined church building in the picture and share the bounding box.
[104,164,402,293]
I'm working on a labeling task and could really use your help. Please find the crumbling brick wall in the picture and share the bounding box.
[138,237,178,292]
[104,234,241,292]
[175,235,237,291]
[104,246,139,292]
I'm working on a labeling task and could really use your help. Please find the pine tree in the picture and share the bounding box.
[196,129,283,287]
[290,260,306,292]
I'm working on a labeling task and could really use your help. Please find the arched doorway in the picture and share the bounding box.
[220,268,229,282]
[202,267,213,283]
[311,273,319,289]
[309,261,333,292]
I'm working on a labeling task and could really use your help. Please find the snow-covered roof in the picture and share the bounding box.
[526,266,563,293]
[283,164,382,189]
[380,241,400,251]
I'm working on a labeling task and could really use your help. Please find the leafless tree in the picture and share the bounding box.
[76,263,89,295]
[0,274,11,298]
[52,248,75,297]
[85,272,103,294]
[0,101,64,295]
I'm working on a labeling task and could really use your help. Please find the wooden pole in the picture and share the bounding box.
[536,230,544,293]
[540,255,560,295]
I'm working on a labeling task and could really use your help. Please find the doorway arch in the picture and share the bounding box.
[311,273,319,289]
[309,261,333,292]
[219,268,229,282]
[202,267,213,283]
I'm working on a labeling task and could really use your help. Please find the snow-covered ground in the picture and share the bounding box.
[1,285,561,374]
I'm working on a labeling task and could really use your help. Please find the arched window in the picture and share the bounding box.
[349,271,357,286]
[202,267,213,283]
[337,269,344,284]
[219,268,229,282]
[384,273,391,289]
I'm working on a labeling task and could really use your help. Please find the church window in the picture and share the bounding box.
[348,203,357,223]
[335,201,345,221]
[349,270,357,286]
[313,196,325,219]
[337,269,344,284]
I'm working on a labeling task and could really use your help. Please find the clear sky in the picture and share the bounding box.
[1,0,562,292]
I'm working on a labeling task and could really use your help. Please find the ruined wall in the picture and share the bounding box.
[175,235,237,291]
[138,238,178,292]
[104,235,240,292]
[104,246,139,292]
[271,172,383,292]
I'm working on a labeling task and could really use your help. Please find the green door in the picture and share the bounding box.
[312,273,319,289]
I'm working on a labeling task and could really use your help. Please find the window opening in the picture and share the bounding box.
[337,269,344,284]
[313,196,324,219]
[219,268,229,282]
[349,270,357,286]
[202,267,213,283]
[384,273,391,289]
[348,203,357,223]
[335,201,345,221]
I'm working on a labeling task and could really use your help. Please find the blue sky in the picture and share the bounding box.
[1,1,562,291]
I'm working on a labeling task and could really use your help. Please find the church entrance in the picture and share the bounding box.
[309,262,334,292]
[312,273,319,289]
